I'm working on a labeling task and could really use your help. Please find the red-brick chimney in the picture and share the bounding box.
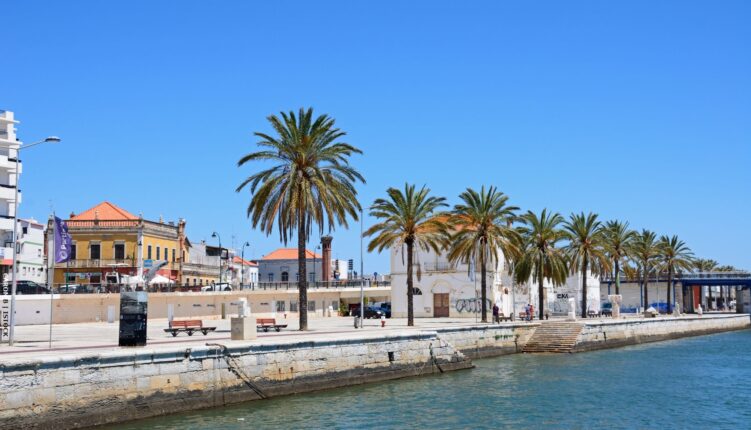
[321,236,333,281]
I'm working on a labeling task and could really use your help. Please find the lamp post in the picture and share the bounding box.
[313,244,321,286]
[241,241,249,289]
[211,232,221,285]
[7,136,61,346]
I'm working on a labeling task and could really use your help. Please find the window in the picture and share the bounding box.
[290,301,298,312]
[70,243,77,260]
[411,287,423,295]
[156,246,160,260]
[276,301,286,312]
[147,245,152,260]
[22,226,28,235]
[37,249,42,258]
[172,249,176,262]
[268,273,274,282]
[296,272,299,281]
[308,301,316,312]
[309,272,315,282]
[90,243,101,260]
[281,271,289,282]
[114,243,125,260]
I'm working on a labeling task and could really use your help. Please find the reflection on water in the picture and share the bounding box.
[105,330,751,430]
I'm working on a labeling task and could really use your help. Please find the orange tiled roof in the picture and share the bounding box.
[70,202,137,221]
[233,256,258,266]
[262,248,322,260]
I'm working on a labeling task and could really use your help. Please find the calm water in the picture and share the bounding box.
[107,330,751,430]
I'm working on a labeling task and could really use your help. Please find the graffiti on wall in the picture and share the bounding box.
[455,298,493,313]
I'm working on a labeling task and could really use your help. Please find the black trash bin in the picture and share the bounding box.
[119,291,148,346]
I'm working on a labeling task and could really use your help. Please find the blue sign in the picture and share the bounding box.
[144,259,153,268]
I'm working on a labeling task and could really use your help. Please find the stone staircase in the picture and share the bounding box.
[522,321,584,353]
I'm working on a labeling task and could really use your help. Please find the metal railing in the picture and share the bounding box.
[423,262,455,272]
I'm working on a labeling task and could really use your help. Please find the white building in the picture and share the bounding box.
[0,110,21,283]
[15,218,45,283]
[230,256,259,289]
[258,245,350,284]
[390,245,600,318]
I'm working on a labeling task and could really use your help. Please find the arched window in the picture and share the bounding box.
[281,271,289,282]
[411,287,423,295]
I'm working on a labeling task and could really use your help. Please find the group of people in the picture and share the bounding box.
[491,302,535,322]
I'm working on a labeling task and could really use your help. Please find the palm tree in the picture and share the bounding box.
[563,212,611,318]
[364,184,449,326]
[629,230,660,310]
[694,258,719,273]
[657,235,694,314]
[603,220,636,295]
[446,186,520,322]
[716,265,739,272]
[514,209,568,320]
[236,108,364,330]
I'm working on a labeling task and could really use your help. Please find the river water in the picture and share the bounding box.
[107,330,751,430]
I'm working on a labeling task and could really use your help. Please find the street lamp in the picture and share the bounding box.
[211,232,221,285]
[241,241,249,289]
[7,136,61,346]
[313,244,321,286]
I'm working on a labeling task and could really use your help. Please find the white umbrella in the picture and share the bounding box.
[149,274,174,285]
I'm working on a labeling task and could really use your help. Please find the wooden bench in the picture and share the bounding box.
[498,313,512,322]
[256,318,288,332]
[587,310,601,318]
[164,319,216,337]
[518,312,535,321]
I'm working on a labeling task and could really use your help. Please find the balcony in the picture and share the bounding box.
[0,184,17,201]
[254,280,390,291]
[0,155,21,172]
[423,262,455,272]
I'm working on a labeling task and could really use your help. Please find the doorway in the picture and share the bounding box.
[433,293,449,317]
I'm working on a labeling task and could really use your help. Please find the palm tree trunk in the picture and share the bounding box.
[667,267,673,314]
[538,264,544,320]
[614,259,620,295]
[298,227,308,331]
[581,257,588,318]
[480,253,487,323]
[406,239,415,327]
[643,264,649,310]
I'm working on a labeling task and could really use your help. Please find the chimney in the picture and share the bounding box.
[321,236,333,281]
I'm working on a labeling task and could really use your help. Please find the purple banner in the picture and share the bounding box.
[54,216,72,264]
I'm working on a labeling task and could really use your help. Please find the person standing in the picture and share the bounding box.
[492,303,500,323]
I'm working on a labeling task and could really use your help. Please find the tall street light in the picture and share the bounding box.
[7,136,61,346]
[211,232,221,285]
[241,241,249,289]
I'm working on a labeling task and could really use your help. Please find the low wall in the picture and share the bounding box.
[436,323,539,358]
[0,332,471,430]
[574,314,750,352]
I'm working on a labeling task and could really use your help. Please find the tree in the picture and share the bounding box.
[694,258,719,273]
[514,209,568,320]
[563,212,611,318]
[236,108,364,330]
[446,186,520,322]
[629,230,660,311]
[657,235,694,314]
[364,184,449,326]
[603,220,636,295]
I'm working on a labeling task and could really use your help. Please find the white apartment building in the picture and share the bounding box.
[390,245,600,318]
[15,218,45,283]
[0,110,22,283]
[229,256,259,289]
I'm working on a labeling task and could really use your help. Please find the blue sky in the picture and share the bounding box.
[4,1,749,275]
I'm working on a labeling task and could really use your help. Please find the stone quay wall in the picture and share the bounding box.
[0,332,471,430]
[435,323,539,358]
[574,314,750,352]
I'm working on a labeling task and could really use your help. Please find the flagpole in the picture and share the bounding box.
[48,214,55,348]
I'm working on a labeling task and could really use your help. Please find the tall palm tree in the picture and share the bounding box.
[364,184,449,326]
[514,209,568,320]
[603,220,636,295]
[446,186,520,323]
[563,212,611,318]
[236,108,364,330]
[629,230,660,310]
[657,235,694,314]
[716,265,739,272]
[694,258,719,273]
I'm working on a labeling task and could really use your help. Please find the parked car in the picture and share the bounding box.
[6,280,52,295]
[58,284,81,294]
[201,283,232,292]
[350,305,385,319]
[375,305,391,318]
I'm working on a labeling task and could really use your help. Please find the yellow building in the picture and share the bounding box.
[50,202,189,288]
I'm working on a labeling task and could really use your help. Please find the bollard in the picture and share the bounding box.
[354,315,360,329]
[380,314,386,327]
